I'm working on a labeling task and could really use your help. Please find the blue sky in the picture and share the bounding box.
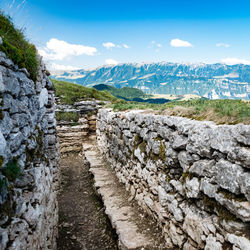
[1,0,250,70]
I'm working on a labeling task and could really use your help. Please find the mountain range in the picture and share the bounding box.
[51,62,250,100]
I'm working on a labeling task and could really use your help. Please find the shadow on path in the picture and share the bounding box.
[57,154,118,250]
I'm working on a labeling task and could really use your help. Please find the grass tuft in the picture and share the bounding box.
[56,111,79,122]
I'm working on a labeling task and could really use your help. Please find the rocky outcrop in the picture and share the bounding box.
[0,52,59,249]
[97,109,250,250]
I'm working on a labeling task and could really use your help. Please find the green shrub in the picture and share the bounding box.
[2,158,21,182]
[0,12,38,81]
[56,111,79,122]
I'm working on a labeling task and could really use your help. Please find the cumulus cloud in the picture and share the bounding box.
[216,43,230,48]
[221,58,250,65]
[105,59,118,65]
[123,44,130,49]
[38,38,97,60]
[50,63,80,71]
[170,38,193,47]
[156,43,162,48]
[102,42,116,49]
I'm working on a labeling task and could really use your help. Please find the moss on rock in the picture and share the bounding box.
[138,141,147,153]
[0,155,4,168]
[159,141,166,161]
[2,158,21,182]
[217,188,247,202]
[202,194,241,223]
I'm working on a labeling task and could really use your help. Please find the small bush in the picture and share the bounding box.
[2,158,21,182]
[56,112,79,122]
[0,12,38,81]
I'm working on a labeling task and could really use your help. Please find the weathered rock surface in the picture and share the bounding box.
[96,109,250,250]
[56,100,107,154]
[0,52,59,249]
[83,137,167,249]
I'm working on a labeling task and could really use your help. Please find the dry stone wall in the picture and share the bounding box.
[0,51,59,249]
[97,109,250,250]
[56,100,108,154]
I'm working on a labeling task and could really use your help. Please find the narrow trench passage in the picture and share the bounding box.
[57,153,118,250]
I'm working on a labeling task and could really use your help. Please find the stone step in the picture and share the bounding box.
[57,132,87,138]
[60,145,82,154]
[83,140,167,250]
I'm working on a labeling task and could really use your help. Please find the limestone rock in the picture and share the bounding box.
[169,221,185,248]
[189,160,216,177]
[0,129,6,156]
[227,234,250,250]
[183,211,205,248]
[185,177,200,198]
[214,159,244,194]
[205,234,222,250]
[39,88,48,108]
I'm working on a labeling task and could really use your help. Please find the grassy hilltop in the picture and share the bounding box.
[52,79,121,104]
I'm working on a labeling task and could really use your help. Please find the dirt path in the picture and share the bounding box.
[57,154,118,250]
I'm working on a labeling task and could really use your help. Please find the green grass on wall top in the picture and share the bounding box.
[108,99,250,125]
[0,12,38,81]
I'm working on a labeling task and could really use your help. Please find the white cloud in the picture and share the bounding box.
[105,59,118,65]
[50,63,80,71]
[103,42,116,49]
[151,41,156,44]
[216,43,230,48]
[103,42,130,49]
[123,44,130,49]
[170,38,193,47]
[38,38,97,61]
[156,43,162,48]
[221,58,250,65]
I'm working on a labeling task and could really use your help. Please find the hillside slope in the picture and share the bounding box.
[93,83,148,100]
[52,79,120,104]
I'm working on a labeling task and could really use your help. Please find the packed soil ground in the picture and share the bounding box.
[57,154,118,250]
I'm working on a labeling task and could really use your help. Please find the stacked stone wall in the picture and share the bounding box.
[0,52,59,249]
[97,109,250,250]
[56,100,108,154]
